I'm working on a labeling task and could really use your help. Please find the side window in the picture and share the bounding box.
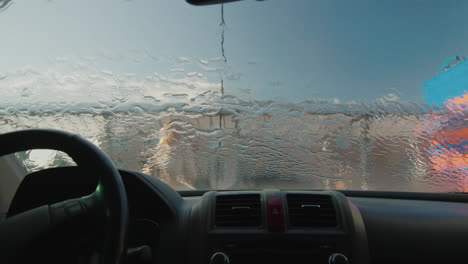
[14,150,76,174]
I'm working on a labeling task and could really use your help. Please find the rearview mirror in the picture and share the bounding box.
[186,0,242,6]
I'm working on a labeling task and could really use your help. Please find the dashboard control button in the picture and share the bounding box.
[267,197,285,231]
[210,252,230,264]
[329,253,349,264]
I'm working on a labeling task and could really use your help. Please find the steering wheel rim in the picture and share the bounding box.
[0,129,128,263]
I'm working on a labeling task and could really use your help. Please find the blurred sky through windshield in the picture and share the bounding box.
[1,0,468,103]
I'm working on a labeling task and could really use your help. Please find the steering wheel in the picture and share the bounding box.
[0,129,129,263]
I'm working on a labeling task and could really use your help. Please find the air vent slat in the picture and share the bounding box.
[215,214,261,219]
[215,194,262,228]
[215,203,260,206]
[287,194,338,228]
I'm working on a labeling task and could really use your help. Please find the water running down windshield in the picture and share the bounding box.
[0,0,466,191]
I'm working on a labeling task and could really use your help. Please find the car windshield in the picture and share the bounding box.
[0,0,466,192]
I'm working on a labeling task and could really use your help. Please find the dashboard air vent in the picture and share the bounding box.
[287,194,338,228]
[215,194,261,228]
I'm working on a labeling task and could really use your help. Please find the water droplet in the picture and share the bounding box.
[0,0,13,12]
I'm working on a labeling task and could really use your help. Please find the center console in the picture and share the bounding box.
[189,190,369,264]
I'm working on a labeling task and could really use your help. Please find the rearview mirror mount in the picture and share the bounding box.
[186,0,242,6]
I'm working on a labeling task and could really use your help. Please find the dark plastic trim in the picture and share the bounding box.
[179,189,468,203]
[339,190,468,203]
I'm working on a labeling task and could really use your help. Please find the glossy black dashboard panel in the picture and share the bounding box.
[8,166,468,264]
[349,197,468,263]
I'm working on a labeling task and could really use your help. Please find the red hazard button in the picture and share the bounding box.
[267,197,285,232]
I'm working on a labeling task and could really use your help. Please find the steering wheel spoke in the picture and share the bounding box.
[49,192,103,225]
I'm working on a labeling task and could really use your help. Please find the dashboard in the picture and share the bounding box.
[7,166,468,264]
